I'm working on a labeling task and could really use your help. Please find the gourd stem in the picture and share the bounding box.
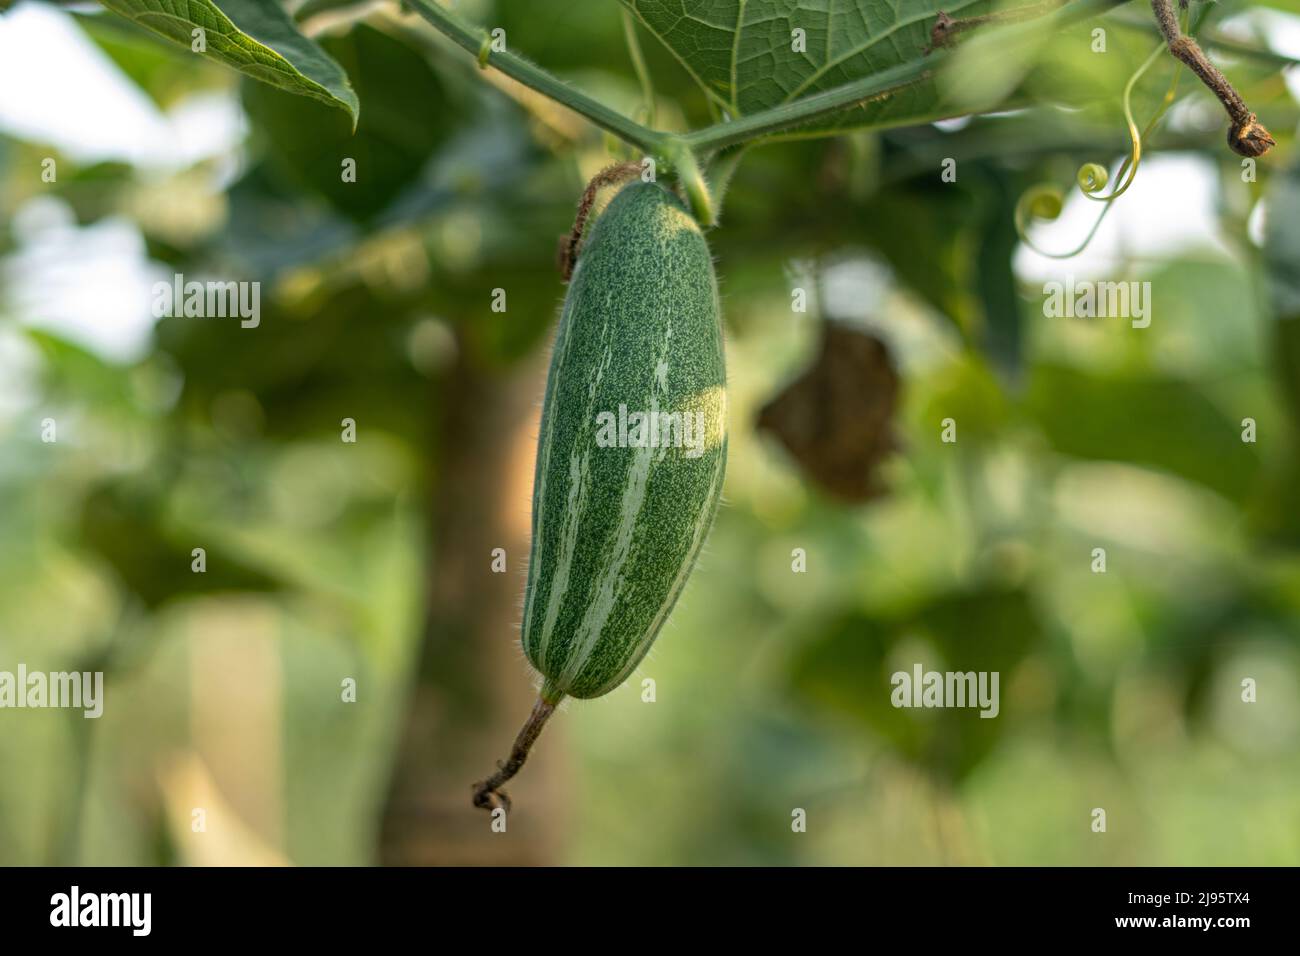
[472,695,560,813]
[561,161,644,280]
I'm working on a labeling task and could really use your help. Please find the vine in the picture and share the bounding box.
[1014,51,1166,257]
[1015,3,1203,258]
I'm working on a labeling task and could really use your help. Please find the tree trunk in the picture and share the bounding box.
[378,340,565,865]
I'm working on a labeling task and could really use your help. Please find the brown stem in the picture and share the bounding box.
[472,696,559,813]
[1150,0,1273,157]
[559,161,643,280]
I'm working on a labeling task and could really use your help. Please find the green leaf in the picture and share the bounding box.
[789,586,1041,780]
[96,0,359,124]
[78,481,285,610]
[972,165,1023,384]
[622,0,983,136]
[1026,364,1261,502]
[1265,163,1300,319]
[76,11,223,109]
[242,24,455,223]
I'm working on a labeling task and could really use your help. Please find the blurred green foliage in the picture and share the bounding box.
[0,0,1297,866]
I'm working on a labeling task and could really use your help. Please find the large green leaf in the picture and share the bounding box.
[622,0,991,136]
[96,0,359,123]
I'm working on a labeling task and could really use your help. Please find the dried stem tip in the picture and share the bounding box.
[471,696,558,813]
[1228,114,1276,159]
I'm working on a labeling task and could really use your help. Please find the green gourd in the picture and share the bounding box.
[473,181,727,812]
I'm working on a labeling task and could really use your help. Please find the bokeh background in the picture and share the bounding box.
[1,0,1299,865]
